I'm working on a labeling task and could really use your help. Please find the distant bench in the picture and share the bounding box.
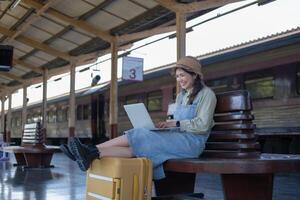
[155,90,300,200]
[3,122,60,168]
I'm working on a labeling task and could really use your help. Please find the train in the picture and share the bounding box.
[5,27,300,154]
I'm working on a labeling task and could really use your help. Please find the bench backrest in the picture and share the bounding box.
[21,122,45,147]
[203,90,260,158]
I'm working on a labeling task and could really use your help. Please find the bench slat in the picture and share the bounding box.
[206,142,260,150]
[213,123,255,131]
[22,139,40,143]
[215,90,252,113]
[202,150,260,159]
[208,133,256,141]
[24,129,38,133]
[164,154,300,174]
[214,114,254,122]
[24,123,39,129]
[22,136,38,139]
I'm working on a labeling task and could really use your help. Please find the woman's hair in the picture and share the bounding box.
[179,67,204,104]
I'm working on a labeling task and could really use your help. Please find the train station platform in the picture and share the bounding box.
[0,153,300,200]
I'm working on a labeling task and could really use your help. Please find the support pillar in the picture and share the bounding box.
[176,12,186,94]
[109,41,118,139]
[69,63,76,137]
[6,94,12,143]
[22,86,28,132]
[42,68,48,131]
[1,97,5,141]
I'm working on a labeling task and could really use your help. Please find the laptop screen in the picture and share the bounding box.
[124,103,155,129]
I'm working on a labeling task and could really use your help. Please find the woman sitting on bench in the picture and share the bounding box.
[60,56,217,180]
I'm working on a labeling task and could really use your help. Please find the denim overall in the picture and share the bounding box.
[126,91,210,180]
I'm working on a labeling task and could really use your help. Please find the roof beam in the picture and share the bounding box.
[13,59,43,74]
[154,0,178,12]
[8,0,58,41]
[0,85,5,91]
[155,0,244,13]
[76,43,133,65]
[0,72,23,83]
[22,0,114,43]
[0,85,15,97]
[116,25,176,43]
[0,25,74,62]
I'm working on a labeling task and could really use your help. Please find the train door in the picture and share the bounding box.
[91,94,107,144]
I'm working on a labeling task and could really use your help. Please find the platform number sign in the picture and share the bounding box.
[122,56,144,81]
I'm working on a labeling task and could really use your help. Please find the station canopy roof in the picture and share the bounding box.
[0,0,243,95]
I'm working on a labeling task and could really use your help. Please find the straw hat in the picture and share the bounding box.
[173,56,203,79]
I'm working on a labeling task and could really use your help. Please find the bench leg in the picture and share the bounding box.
[221,173,273,200]
[154,171,196,196]
[13,153,27,166]
[23,153,54,168]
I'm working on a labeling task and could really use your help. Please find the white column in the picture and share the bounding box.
[7,94,12,142]
[68,62,76,137]
[42,67,48,129]
[22,86,28,131]
[0,97,5,141]
[109,41,118,138]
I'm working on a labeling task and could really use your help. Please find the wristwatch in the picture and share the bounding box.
[176,121,180,127]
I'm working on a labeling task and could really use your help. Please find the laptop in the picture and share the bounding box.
[124,103,175,131]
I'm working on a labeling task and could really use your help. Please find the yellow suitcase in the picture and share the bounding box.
[86,157,152,200]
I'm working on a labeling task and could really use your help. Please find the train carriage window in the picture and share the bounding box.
[46,112,48,122]
[11,117,15,127]
[77,105,83,120]
[125,94,139,104]
[16,114,22,126]
[105,101,109,117]
[245,76,274,99]
[63,108,68,122]
[118,99,126,116]
[147,90,162,111]
[48,110,56,123]
[83,104,89,120]
[206,77,229,93]
[33,113,41,122]
[57,109,64,122]
[16,116,21,126]
[26,114,29,123]
[26,114,34,123]
[173,87,177,101]
[297,67,300,95]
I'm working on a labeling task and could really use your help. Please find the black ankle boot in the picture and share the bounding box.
[68,137,100,171]
[60,138,92,161]
[60,144,76,161]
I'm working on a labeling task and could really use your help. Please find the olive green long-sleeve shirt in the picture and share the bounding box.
[176,86,217,134]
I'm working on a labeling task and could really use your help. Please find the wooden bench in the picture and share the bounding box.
[3,122,60,168]
[155,90,300,200]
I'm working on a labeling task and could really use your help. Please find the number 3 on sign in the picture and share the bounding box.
[122,56,143,81]
[129,68,136,79]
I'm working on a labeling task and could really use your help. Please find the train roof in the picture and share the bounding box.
[200,26,300,65]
